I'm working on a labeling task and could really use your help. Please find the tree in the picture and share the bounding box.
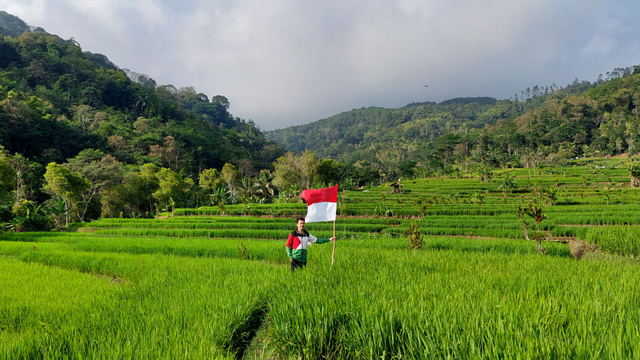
[11,200,52,232]
[317,159,341,185]
[8,153,34,206]
[236,176,258,200]
[255,170,276,200]
[70,104,92,135]
[43,163,88,226]
[470,192,485,206]
[221,163,241,190]
[298,149,319,189]
[148,136,184,170]
[100,184,129,218]
[497,172,518,194]
[56,73,76,102]
[233,158,255,178]
[628,163,640,188]
[273,152,301,190]
[518,202,547,254]
[47,197,72,230]
[211,95,230,110]
[398,160,417,179]
[199,168,224,193]
[153,167,194,209]
[545,186,559,205]
[64,149,122,222]
[479,167,493,183]
[137,163,161,213]
[101,164,161,217]
[0,153,16,203]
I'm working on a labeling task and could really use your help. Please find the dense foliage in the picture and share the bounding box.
[2,10,640,228]
[0,24,283,173]
[0,13,285,224]
[267,67,640,180]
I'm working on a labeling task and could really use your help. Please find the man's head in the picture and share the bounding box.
[296,217,305,232]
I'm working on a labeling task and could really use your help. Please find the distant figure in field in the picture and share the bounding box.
[286,217,336,273]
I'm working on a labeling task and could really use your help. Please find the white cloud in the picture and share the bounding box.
[63,0,167,36]
[2,0,640,130]
[132,0,167,32]
[0,0,47,23]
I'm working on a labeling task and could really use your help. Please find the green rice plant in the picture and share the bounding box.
[91,228,336,240]
[410,226,524,239]
[92,216,400,225]
[8,167,640,358]
[583,226,640,257]
[264,245,640,359]
[550,226,578,237]
[84,220,393,233]
[1,250,282,359]
[0,257,116,338]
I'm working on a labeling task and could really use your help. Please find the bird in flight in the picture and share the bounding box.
[423,85,429,88]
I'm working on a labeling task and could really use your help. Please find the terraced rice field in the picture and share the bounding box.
[3,162,640,359]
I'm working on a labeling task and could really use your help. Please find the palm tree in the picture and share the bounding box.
[237,177,258,200]
[545,186,559,205]
[447,190,460,204]
[518,202,547,254]
[470,192,485,206]
[628,163,640,187]
[498,172,518,194]
[256,170,276,200]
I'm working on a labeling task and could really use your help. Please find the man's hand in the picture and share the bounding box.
[330,237,337,242]
[290,258,293,263]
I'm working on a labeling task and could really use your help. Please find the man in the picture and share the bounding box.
[286,217,336,273]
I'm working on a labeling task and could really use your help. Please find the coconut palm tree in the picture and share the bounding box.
[256,170,276,200]
[236,176,258,200]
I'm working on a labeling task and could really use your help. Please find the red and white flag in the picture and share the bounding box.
[300,185,338,223]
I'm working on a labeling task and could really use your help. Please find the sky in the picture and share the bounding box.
[2,0,640,130]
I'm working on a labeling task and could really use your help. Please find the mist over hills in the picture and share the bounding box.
[0,11,30,37]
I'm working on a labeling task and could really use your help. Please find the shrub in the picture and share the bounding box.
[404,222,423,250]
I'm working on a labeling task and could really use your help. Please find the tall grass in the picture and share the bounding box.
[5,163,640,358]
[1,250,282,359]
[266,245,640,359]
[583,226,640,257]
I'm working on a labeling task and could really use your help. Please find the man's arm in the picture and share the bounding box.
[309,234,336,244]
[286,233,294,261]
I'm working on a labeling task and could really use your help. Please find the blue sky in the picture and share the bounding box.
[2,0,640,130]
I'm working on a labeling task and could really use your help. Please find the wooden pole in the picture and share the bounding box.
[331,219,336,265]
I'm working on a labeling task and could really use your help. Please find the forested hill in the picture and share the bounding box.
[0,11,284,175]
[266,67,640,170]
[266,97,510,163]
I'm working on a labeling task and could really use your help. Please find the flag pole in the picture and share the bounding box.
[331,183,338,266]
[332,218,336,265]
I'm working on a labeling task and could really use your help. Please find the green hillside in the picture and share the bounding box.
[0,11,29,37]
[0,14,285,219]
[0,20,283,173]
[266,68,640,178]
[3,12,640,358]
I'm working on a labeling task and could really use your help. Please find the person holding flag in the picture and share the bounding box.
[286,185,338,273]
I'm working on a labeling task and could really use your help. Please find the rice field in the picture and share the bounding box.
[3,162,640,359]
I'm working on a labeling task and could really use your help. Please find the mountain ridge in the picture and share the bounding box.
[266,67,640,175]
